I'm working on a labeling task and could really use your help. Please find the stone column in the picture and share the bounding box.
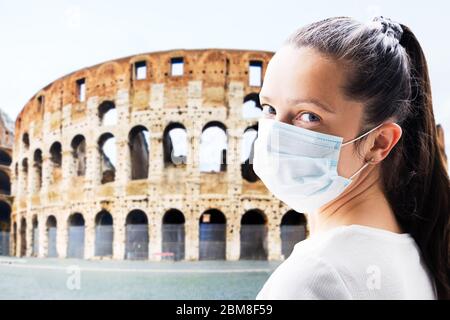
[113,212,125,260]
[267,211,282,261]
[185,209,199,261]
[41,153,52,203]
[115,136,130,196]
[226,212,240,261]
[84,212,95,259]
[57,216,68,258]
[25,216,33,257]
[16,216,23,257]
[149,209,162,262]
[38,214,46,258]
[85,143,101,187]
[61,147,73,202]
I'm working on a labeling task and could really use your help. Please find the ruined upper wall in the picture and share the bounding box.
[0,109,14,149]
[15,49,274,146]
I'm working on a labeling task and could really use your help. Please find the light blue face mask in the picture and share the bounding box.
[252,118,386,214]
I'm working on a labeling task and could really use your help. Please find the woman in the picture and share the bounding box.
[253,16,449,300]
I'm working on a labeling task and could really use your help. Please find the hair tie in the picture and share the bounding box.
[373,16,403,42]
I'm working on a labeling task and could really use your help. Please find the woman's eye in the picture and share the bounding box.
[262,104,276,116]
[297,112,321,123]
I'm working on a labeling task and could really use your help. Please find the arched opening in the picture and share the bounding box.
[281,210,307,259]
[33,149,43,192]
[240,210,268,260]
[242,93,262,119]
[98,133,116,184]
[200,122,227,173]
[125,210,149,260]
[0,150,11,166]
[241,125,259,182]
[0,170,10,195]
[162,209,185,261]
[46,216,57,258]
[199,209,226,260]
[20,217,26,257]
[0,201,11,256]
[21,158,28,192]
[22,133,30,150]
[98,101,117,126]
[129,126,150,180]
[31,216,39,257]
[163,123,187,167]
[67,213,85,259]
[49,142,62,184]
[95,210,113,257]
[71,135,86,177]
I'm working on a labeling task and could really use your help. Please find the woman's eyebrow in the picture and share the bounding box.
[259,95,335,114]
[288,98,335,114]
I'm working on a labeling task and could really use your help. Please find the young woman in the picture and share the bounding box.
[253,16,449,300]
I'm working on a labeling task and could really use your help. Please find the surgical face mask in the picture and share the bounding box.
[252,118,385,214]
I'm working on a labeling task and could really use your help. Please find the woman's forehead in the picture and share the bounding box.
[260,46,353,112]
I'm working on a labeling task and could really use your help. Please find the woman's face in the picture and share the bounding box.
[258,45,371,179]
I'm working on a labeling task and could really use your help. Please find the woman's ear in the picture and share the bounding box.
[369,122,402,163]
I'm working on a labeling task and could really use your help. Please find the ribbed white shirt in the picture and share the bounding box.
[256,224,437,300]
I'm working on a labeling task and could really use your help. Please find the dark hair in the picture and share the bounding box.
[284,16,450,299]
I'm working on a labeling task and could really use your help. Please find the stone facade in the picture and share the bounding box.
[11,49,308,261]
[0,110,13,256]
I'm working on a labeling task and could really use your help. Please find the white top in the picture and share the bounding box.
[256,224,437,300]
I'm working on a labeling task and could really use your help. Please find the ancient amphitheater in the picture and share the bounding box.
[5,49,308,261]
[0,111,13,256]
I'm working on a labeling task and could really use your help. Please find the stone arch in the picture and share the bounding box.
[162,209,185,261]
[200,121,227,173]
[21,158,28,192]
[94,210,113,257]
[98,133,116,184]
[199,209,226,260]
[19,217,26,257]
[0,149,11,166]
[129,126,150,180]
[71,135,86,177]
[0,169,11,195]
[242,93,262,119]
[125,210,149,260]
[31,215,39,257]
[22,133,30,150]
[33,149,43,192]
[241,124,259,182]
[163,122,187,167]
[240,209,268,260]
[281,210,307,259]
[67,213,85,259]
[98,101,117,126]
[46,215,57,258]
[0,201,11,256]
[49,142,62,184]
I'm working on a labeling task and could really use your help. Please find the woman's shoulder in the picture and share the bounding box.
[256,246,353,299]
[256,224,435,299]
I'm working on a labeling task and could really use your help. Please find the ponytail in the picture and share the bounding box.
[383,24,450,299]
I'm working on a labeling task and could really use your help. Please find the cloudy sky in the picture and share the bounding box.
[0,0,448,156]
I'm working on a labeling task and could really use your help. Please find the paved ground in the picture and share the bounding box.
[0,257,281,300]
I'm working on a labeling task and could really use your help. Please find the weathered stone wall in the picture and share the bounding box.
[0,110,13,256]
[11,49,307,261]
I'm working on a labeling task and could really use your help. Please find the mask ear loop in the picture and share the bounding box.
[342,122,385,180]
[341,122,385,147]
[349,158,376,180]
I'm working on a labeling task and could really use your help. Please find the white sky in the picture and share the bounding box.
[0,0,449,156]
